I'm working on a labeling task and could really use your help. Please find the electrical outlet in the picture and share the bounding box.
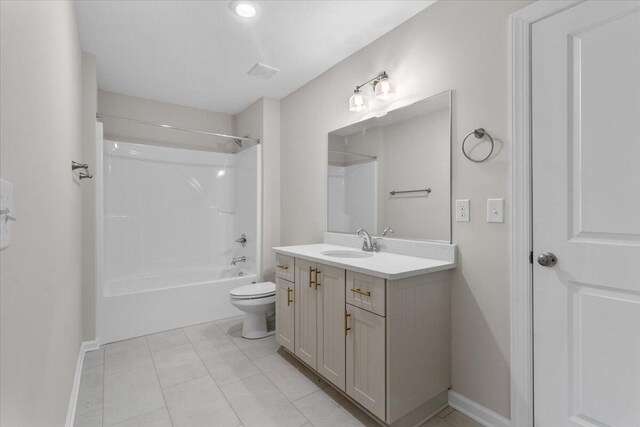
[456,199,470,222]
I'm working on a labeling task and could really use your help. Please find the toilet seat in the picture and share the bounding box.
[230,282,276,300]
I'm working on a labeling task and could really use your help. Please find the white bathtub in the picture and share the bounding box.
[99,268,256,344]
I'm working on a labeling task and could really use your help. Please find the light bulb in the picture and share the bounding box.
[374,76,396,100]
[230,1,259,19]
[349,89,368,112]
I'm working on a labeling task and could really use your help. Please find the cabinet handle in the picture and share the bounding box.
[276,264,289,270]
[345,310,351,336]
[315,269,321,289]
[287,287,293,306]
[350,288,371,297]
[309,267,316,288]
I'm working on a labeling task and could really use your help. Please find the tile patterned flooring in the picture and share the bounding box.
[74,316,482,427]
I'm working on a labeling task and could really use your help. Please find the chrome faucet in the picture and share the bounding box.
[231,256,246,265]
[356,228,379,252]
[382,227,395,236]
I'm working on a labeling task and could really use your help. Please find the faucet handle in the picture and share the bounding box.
[371,238,381,252]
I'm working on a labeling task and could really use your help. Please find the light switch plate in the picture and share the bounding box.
[456,199,470,222]
[0,179,15,250]
[487,198,504,223]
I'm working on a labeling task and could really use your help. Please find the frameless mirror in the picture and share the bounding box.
[327,90,451,242]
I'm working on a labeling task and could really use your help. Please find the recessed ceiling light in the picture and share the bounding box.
[230,1,259,19]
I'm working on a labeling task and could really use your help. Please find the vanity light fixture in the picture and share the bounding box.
[349,89,368,112]
[348,71,397,112]
[229,1,259,19]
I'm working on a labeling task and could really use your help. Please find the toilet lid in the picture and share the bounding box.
[230,282,276,299]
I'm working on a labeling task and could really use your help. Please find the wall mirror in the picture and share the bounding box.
[327,90,451,242]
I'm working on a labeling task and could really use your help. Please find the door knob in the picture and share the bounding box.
[537,252,557,267]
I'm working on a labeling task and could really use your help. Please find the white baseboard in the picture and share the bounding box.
[65,340,100,427]
[448,390,510,427]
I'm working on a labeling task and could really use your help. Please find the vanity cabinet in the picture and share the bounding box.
[274,252,452,426]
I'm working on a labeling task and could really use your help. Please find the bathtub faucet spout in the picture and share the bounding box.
[231,256,246,265]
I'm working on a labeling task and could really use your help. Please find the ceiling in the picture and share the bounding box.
[75,1,435,115]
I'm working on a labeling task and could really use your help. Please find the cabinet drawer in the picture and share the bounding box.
[346,271,385,316]
[275,254,295,282]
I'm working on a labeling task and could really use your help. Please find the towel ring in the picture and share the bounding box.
[462,128,494,163]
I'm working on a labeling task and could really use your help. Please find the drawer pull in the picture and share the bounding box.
[276,264,289,270]
[315,269,321,289]
[309,267,316,287]
[287,287,293,306]
[345,311,351,336]
[350,288,371,297]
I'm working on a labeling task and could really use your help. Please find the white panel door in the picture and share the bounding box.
[317,263,346,390]
[346,304,386,421]
[532,2,640,426]
[295,259,317,369]
[275,277,295,353]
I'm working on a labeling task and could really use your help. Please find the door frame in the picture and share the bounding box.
[509,1,583,426]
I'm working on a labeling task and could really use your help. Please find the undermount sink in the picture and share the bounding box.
[321,250,374,258]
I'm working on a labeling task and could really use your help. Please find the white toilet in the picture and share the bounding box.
[229,282,276,339]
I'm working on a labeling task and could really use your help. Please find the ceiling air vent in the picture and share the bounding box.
[247,62,280,80]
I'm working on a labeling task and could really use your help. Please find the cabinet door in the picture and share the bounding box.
[316,263,346,391]
[295,259,317,369]
[346,304,386,421]
[275,277,294,353]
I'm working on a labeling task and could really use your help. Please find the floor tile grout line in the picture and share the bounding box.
[144,336,175,427]
[159,371,211,392]
[181,322,246,427]
[213,319,311,427]
[216,376,247,427]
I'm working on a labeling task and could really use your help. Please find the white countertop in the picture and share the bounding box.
[273,244,456,280]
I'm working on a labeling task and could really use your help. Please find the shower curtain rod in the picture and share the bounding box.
[96,113,260,143]
[328,150,377,160]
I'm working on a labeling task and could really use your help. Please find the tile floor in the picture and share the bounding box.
[74,316,482,427]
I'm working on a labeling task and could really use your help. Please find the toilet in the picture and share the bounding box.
[229,282,276,339]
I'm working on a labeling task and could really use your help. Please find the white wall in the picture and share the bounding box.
[280,0,532,418]
[0,1,84,425]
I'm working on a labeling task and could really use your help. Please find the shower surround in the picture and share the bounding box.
[99,138,260,343]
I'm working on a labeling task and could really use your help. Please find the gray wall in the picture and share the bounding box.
[280,0,533,418]
[98,90,236,152]
[0,1,85,425]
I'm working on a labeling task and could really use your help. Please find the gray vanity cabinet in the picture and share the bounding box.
[275,254,451,426]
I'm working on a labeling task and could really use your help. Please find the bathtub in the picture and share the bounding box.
[99,268,257,344]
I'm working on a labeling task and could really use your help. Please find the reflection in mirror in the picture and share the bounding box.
[327,91,451,242]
